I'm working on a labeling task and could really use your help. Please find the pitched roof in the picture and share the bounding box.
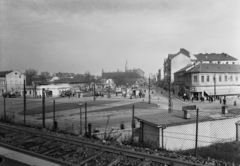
[0,71,12,77]
[54,77,88,84]
[174,64,194,74]
[194,53,237,61]
[186,64,240,73]
[168,48,191,59]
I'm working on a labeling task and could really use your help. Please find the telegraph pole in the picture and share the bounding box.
[42,88,45,128]
[148,76,151,104]
[23,80,26,125]
[94,79,96,101]
[214,74,216,100]
[168,58,172,113]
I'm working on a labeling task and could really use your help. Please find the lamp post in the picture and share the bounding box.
[148,73,152,104]
[79,102,83,135]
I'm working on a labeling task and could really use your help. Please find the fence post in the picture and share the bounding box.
[132,105,135,144]
[42,88,45,128]
[3,97,6,121]
[85,102,88,137]
[88,123,92,138]
[53,100,56,130]
[195,108,199,157]
[23,79,26,125]
[79,103,83,135]
[235,120,240,141]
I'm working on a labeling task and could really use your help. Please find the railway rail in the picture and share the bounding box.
[0,123,205,166]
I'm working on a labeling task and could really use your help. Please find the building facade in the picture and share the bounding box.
[0,70,25,95]
[174,63,240,99]
[163,48,195,89]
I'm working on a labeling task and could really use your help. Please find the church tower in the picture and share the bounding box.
[125,60,128,72]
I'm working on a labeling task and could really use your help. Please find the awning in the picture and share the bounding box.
[204,87,240,96]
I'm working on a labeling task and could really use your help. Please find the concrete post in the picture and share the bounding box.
[235,120,240,141]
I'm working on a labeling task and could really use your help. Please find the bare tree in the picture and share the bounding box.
[25,69,38,86]
[39,72,51,82]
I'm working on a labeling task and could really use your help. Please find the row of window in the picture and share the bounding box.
[0,81,5,85]
[194,75,238,83]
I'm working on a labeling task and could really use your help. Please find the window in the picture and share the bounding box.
[225,76,227,81]
[236,76,238,81]
[194,76,197,82]
[219,76,221,82]
[230,75,233,81]
[201,76,204,83]
[207,76,209,82]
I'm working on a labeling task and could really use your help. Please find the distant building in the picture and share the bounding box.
[102,62,145,87]
[0,70,25,95]
[163,48,238,90]
[163,48,196,88]
[174,63,240,99]
[157,69,164,86]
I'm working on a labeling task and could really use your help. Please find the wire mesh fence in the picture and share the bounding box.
[0,96,239,152]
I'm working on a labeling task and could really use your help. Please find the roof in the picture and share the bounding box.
[0,71,12,77]
[135,111,211,128]
[186,63,240,73]
[168,48,191,59]
[54,77,88,84]
[194,53,238,61]
[174,64,194,74]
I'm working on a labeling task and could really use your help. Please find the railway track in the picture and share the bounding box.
[0,123,205,166]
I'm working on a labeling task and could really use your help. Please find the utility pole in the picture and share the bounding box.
[148,76,151,104]
[168,58,172,113]
[42,88,45,128]
[94,78,96,101]
[23,80,26,125]
[214,74,216,100]
[85,102,87,136]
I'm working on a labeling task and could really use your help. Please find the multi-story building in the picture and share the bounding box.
[174,63,240,99]
[163,49,238,90]
[163,48,196,89]
[157,69,164,86]
[0,70,26,95]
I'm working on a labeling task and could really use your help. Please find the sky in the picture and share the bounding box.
[0,0,239,76]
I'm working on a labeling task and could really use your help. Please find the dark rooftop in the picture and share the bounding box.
[194,53,237,61]
[0,71,12,77]
[186,63,240,73]
[168,48,191,59]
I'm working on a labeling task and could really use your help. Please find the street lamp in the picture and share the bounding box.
[78,102,83,135]
[149,73,152,104]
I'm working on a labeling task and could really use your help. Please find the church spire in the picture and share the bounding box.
[125,59,128,72]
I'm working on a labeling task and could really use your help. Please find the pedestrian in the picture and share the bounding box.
[191,97,194,102]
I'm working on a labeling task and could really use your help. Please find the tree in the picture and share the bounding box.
[39,72,51,82]
[111,74,127,87]
[84,71,91,89]
[25,69,38,86]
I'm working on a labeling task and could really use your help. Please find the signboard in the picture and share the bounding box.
[182,105,196,111]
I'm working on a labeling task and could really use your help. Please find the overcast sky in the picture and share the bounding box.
[0,0,239,76]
